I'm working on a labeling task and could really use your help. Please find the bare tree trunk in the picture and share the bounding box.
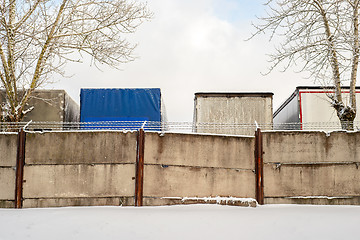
[315,1,357,130]
[347,0,360,130]
[251,0,359,131]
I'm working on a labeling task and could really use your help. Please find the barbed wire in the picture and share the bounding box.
[1,121,360,134]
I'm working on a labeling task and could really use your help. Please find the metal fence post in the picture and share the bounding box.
[15,128,26,208]
[135,128,145,206]
[255,128,264,205]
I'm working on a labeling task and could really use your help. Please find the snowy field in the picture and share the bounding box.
[1,204,360,240]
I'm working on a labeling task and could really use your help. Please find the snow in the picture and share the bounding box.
[287,196,352,199]
[156,130,255,138]
[23,120,33,130]
[263,129,359,135]
[161,196,257,207]
[22,106,34,116]
[181,196,256,205]
[0,132,18,135]
[1,204,360,240]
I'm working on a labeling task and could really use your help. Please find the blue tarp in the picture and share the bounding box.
[80,88,162,129]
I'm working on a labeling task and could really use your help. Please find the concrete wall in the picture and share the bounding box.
[0,133,17,208]
[142,132,255,205]
[263,131,360,205]
[0,131,256,208]
[22,131,137,208]
[1,130,360,208]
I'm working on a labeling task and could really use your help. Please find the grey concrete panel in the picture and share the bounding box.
[263,131,360,164]
[326,132,360,162]
[23,164,135,198]
[23,197,134,208]
[264,163,360,197]
[25,132,137,164]
[265,196,360,205]
[263,132,328,163]
[0,168,15,200]
[145,132,254,169]
[0,134,17,167]
[0,200,14,208]
[143,165,255,198]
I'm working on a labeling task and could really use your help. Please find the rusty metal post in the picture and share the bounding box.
[15,128,26,208]
[255,128,264,205]
[135,128,145,206]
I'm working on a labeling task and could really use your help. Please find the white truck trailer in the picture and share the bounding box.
[274,86,360,130]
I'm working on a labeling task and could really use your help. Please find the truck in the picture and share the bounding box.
[273,86,360,130]
[193,92,274,136]
[80,88,165,130]
[0,89,79,131]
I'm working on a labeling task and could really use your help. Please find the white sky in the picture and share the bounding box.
[52,0,311,122]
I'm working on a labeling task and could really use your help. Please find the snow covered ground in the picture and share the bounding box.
[1,204,359,240]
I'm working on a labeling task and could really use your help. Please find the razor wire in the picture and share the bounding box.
[1,121,360,134]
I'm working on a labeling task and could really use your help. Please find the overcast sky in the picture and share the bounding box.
[52,0,312,122]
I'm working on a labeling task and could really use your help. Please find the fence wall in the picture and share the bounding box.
[263,131,360,204]
[142,132,255,205]
[23,132,137,208]
[0,131,256,208]
[1,130,360,208]
[0,133,17,208]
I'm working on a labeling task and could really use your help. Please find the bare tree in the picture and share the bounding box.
[252,0,359,130]
[0,0,152,122]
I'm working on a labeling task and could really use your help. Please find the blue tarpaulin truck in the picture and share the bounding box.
[80,88,164,130]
